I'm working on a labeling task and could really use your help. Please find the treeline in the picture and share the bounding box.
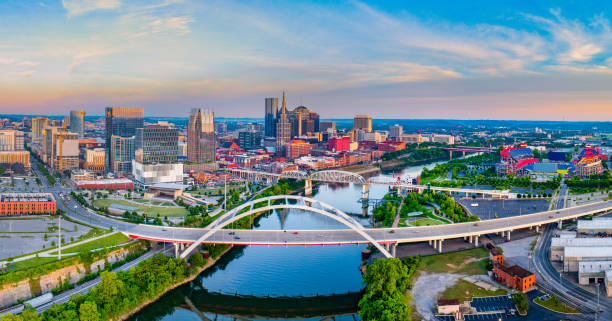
[0,254,192,321]
[566,173,612,193]
[358,256,421,321]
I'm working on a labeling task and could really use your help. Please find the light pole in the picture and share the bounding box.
[58,214,61,260]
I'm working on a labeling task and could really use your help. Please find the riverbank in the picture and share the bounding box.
[115,245,233,321]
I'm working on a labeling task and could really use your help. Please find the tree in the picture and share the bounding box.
[78,301,100,321]
[189,251,206,268]
[512,292,529,314]
[359,258,411,320]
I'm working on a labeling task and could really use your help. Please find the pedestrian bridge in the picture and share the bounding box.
[123,197,612,260]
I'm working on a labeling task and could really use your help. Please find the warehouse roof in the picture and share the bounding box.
[578,218,612,230]
[565,246,612,258]
[551,236,612,248]
[578,261,612,274]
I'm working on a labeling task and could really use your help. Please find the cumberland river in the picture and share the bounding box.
[129,160,450,321]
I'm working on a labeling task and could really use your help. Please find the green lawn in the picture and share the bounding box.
[534,296,579,314]
[441,279,507,302]
[93,199,189,217]
[419,248,490,275]
[49,232,130,254]
[413,218,444,226]
[7,256,59,271]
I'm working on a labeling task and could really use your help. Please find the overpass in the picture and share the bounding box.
[437,146,494,160]
[121,195,612,259]
[225,168,515,198]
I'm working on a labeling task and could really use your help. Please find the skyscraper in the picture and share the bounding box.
[389,124,403,141]
[31,117,48,144]
[265,97,278,137]
[354,115,372,133]
[133,123,182,187]
[105,107,144,173]
[187,108,216,163]
[135,123,179,164]
[69,110,85,138]
[275,91,291,154]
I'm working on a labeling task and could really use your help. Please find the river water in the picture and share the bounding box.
[129,160,449,321]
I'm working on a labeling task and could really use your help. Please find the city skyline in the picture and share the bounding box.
[2,1,612,120]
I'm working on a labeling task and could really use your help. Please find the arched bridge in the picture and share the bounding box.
[180,195,393,259]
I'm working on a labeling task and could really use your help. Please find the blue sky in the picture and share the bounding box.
[1,0,612,120]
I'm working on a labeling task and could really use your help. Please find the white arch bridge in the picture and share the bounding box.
[225,168,515,198]
[122,196,612,261]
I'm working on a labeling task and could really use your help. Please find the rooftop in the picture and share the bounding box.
[551,236,612,248]
[565,246,612,258]
[75,178,133,185]
[0,193,55,203]
[495,264,533,278]
[578,261,612,274]
[577,218,612,230]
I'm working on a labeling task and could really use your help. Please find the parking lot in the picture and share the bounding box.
[471,295,515,312]
[456,198,550,220]
[435,291,581,321]
[0,217,92,259]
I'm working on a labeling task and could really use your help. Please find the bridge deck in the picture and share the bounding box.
[125,201,612,246]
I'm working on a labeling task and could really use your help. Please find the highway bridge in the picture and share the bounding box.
[116,195,612,260]
[225,168,516,198]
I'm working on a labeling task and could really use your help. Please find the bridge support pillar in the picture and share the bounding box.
[449,151,453,160]
[438,240,443,253]
[462,151,466,157]
[474,236,479,247]
[391,243,397,257]
[429,240,432,246]
[506,231,511,241]
[558,220,562,229]
[174,243,179,258]
[468,236,472,244]
[535,225,539,233]
[305,179,312,196]
[362,184,369,201]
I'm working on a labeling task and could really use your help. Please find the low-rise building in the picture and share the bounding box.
[71,170,96,182]
[0,151,30,171]
[437,299,460,315]
[0,193,56,216]
[563,246,612,272]
[492,264,535,292]
[577,217,612,235]
[431,134,455,145]
[75,178,134,190]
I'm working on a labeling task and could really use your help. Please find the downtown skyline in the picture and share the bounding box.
[2,1,612,120]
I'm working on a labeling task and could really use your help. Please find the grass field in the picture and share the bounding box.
[93,199,189,217]
[419,248,490,275]
[441,279,507,302]
[534,296,579,314]
[7,256,59,271]
[49,232,130,254]
[413,218,444,226]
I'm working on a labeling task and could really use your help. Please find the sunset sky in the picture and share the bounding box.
[1,0,612,120]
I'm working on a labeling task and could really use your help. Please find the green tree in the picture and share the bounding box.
[78,301,100,321]
[512,292,529,314]
[189,251,206,268]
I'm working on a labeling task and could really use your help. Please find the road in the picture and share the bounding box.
[35,246,171,313]
[531,184,611,320]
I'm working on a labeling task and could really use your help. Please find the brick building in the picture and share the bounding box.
[0,193,56,216]
[493,264,535,292]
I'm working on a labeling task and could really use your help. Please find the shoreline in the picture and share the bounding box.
[114,245,233,321]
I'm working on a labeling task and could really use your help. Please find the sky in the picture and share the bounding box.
[1,0,612,120]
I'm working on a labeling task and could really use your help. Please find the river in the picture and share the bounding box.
[129,159,450,321]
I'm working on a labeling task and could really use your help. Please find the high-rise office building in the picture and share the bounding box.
[135,123,179,164]
[320,121,336,132]
[110,135,135,174]
[69,110,85,138]
[389,124,403,141]
[265,97,278,137]
[0,130,24,151]
[31,117,48,144]
[238,131,262,150]
[42,127,79,171]
[104,107,144,173]
[187,108,216,163]
[275,92,291,155]
[354,115,372,133]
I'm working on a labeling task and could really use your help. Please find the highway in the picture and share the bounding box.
[35,246,172,313]
[531,184,612,320]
